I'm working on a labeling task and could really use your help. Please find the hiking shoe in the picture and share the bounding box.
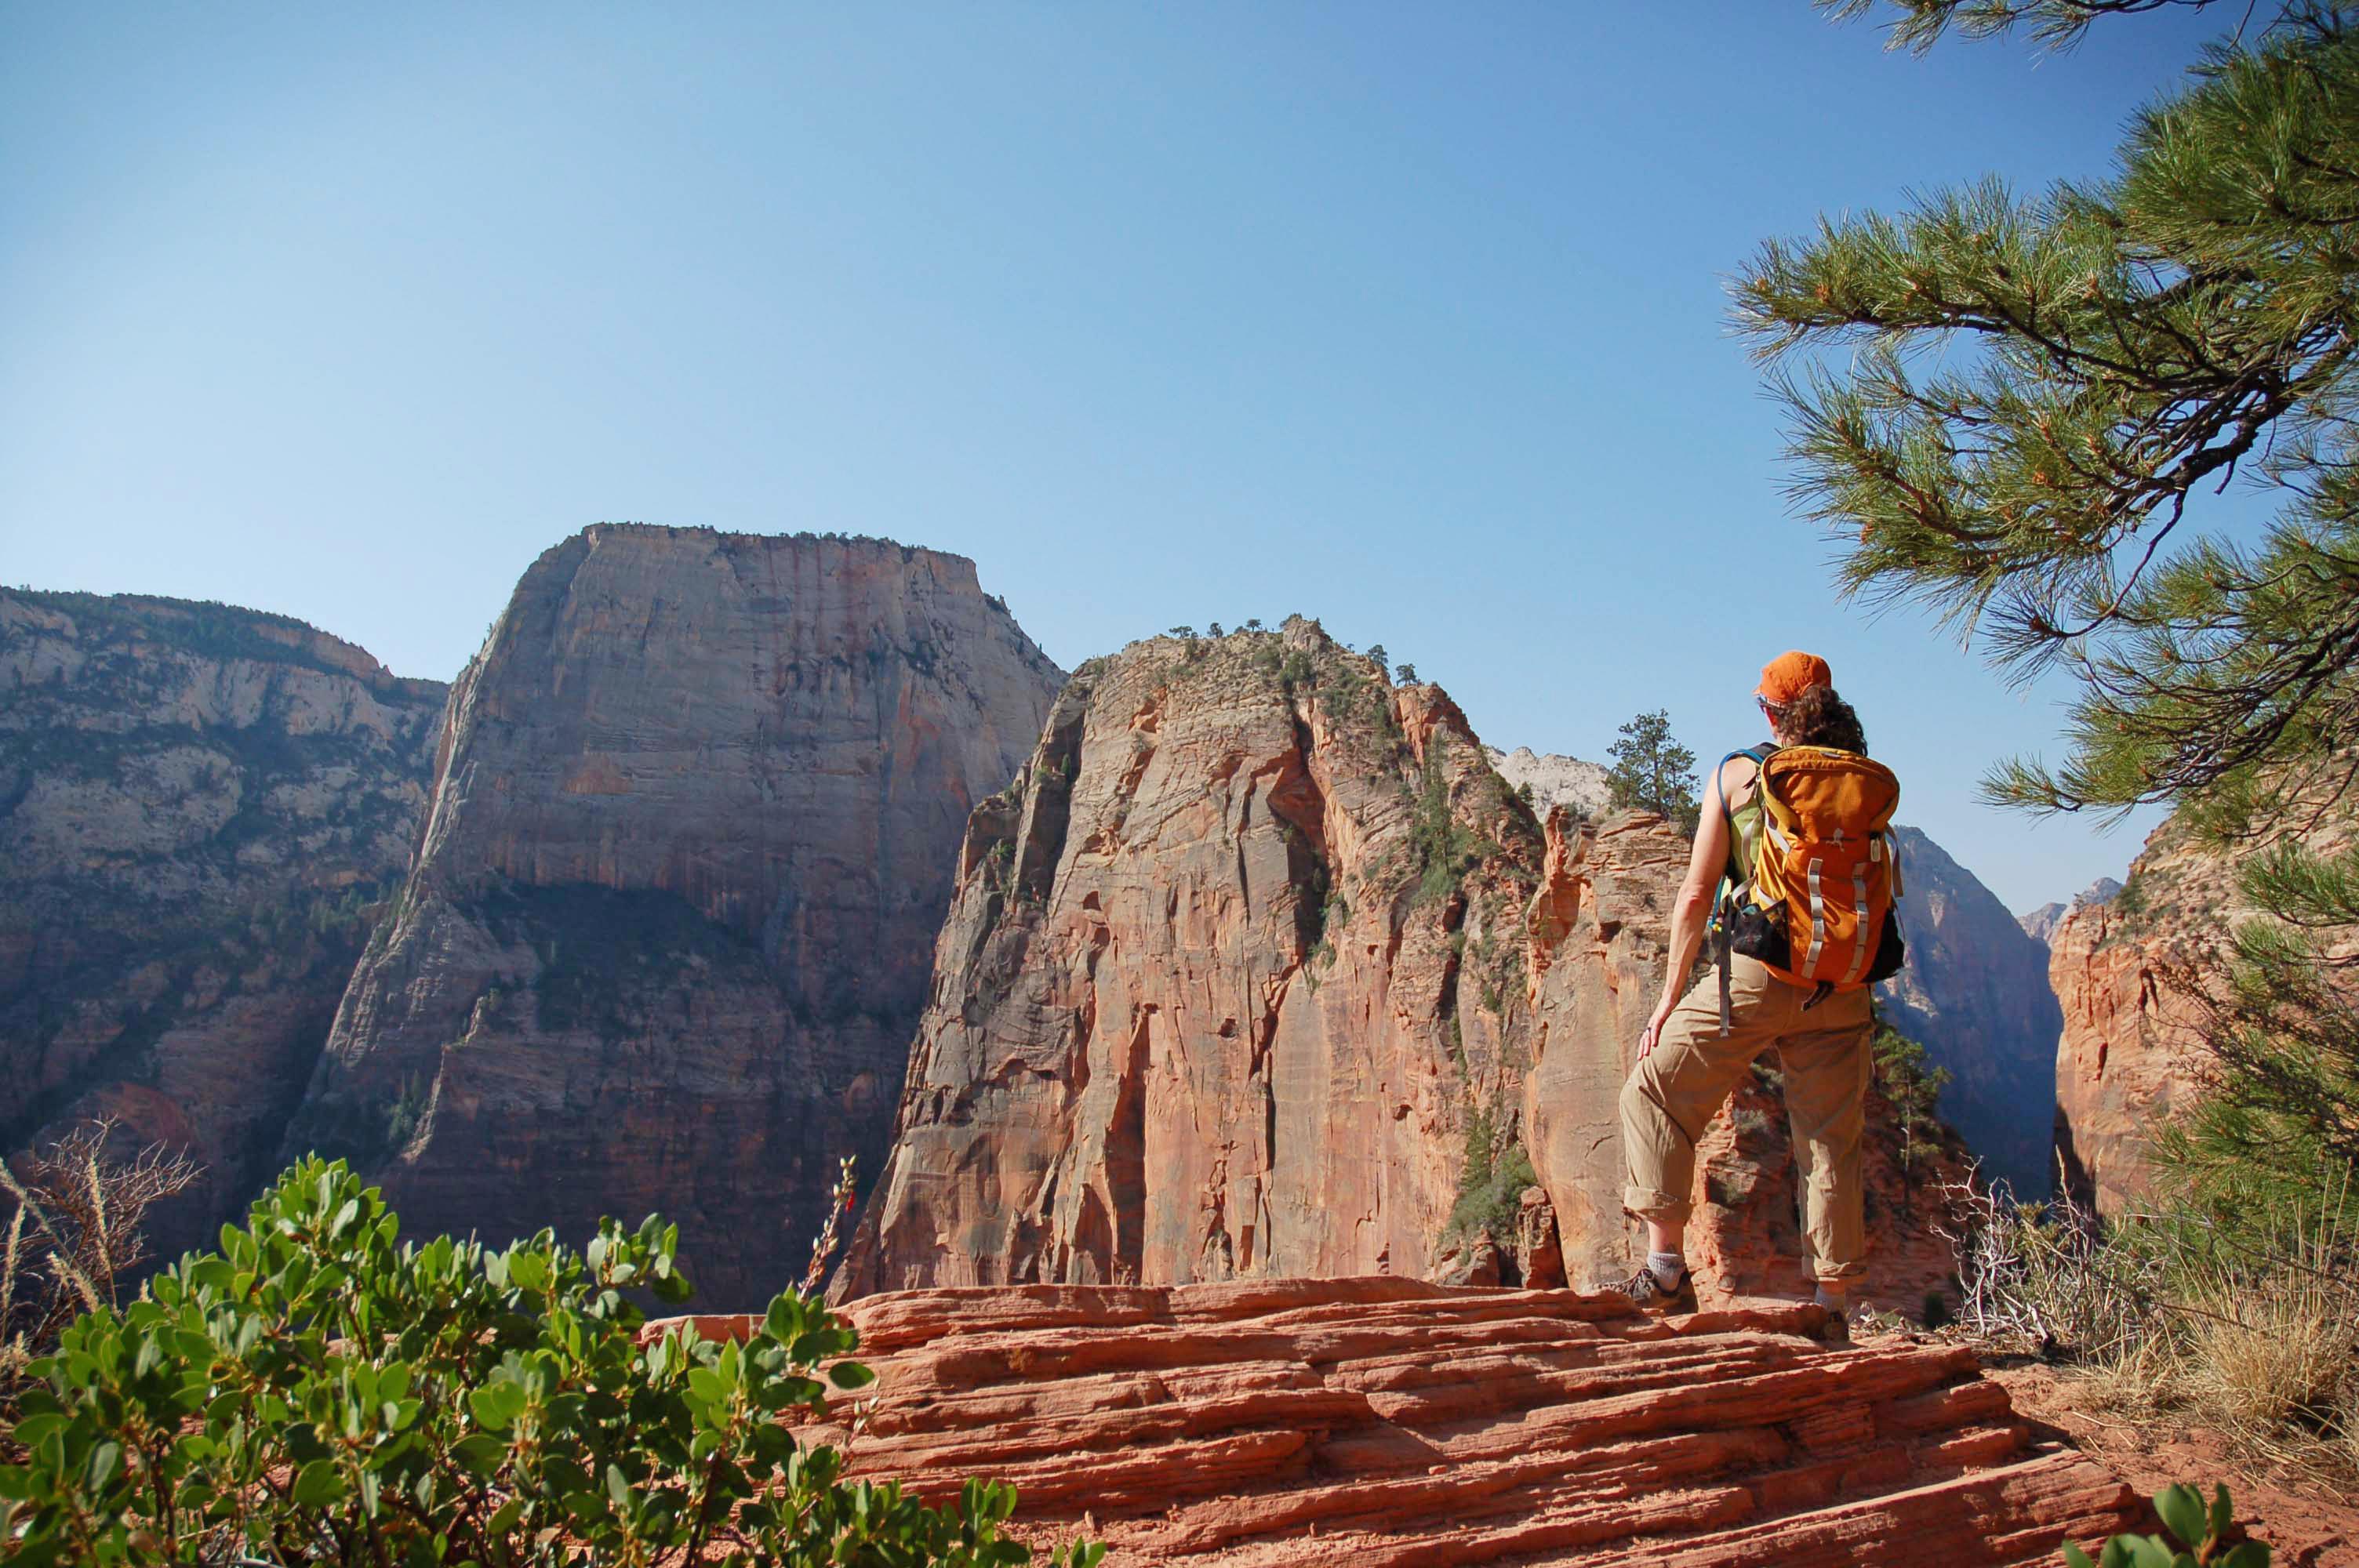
[1605,1265,1698,1316]
[1804,1297,1852,1345]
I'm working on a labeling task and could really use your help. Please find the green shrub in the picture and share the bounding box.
[0,1158,1100,1567]
[1441,1107,1535,1257]
[1871,1022,1951,1174]
[2063,1483,2269,1567]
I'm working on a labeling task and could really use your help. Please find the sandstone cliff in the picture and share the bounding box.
[292,526,1060,1305]
[833,620,1548,1296]
[0,589,445,1256]
[1874,826,2064,1198]
[2048,821,2236,1214]
[2047,814,2359,1214]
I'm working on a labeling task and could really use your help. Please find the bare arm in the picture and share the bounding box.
[1639,760,1734,1057]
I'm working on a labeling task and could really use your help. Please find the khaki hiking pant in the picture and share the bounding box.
[1619,953,1875,1286]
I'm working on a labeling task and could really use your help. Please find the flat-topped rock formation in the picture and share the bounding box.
[654,1276,2142,1566]
[0,588,445,1257]
[292,525,1062,1304]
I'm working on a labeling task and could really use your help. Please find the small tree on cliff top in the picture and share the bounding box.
[1605,710,1700,834]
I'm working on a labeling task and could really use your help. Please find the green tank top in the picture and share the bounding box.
[1721,747,1772,889]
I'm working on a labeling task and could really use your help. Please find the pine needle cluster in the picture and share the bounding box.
[1740,3,2359,837]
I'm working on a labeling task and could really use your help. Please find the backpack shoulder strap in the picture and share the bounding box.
[1715,744,1772,797]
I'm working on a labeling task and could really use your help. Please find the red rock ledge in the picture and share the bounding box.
[646,1276,2140,1566]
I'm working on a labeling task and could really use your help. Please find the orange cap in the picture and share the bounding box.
[1757,651,1832,706]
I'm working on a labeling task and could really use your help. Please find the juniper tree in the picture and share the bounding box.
[1606,710,1701,833]
[1740,2,2359,842]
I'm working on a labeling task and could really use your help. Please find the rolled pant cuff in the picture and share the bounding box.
[1622,1185,1690,1225]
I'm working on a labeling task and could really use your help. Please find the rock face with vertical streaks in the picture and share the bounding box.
[2046,818,2266,1216]
[832,619,1550,1296]
[0,589,445,1258]
[292,525,1060,1305]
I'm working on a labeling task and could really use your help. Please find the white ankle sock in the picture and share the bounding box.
[1647,1250,1686,1287]
[1812,1283,1848,1311]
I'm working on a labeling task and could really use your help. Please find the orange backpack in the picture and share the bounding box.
[1711,744,1906,1033]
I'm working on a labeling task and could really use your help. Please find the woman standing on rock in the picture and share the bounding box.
[1607,651,1900,1341]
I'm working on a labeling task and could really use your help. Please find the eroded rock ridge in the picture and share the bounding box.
[834,620,1547,1295]
[840,629,1975,1315]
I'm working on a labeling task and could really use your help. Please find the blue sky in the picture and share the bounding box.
[2,3,2238,912]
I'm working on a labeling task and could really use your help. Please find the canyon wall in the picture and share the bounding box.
[1874,825,2063,1198]
[291,526,1061,1304]
[2048,822,2229,1214]
[0,589,445,1256]
[832,620,1547,1296]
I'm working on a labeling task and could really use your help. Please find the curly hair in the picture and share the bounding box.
[1776,684,1868,756]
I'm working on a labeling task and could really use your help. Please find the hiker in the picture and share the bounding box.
[1608,652,1903,1337]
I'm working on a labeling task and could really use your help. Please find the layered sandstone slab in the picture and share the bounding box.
[293,526,1060,1304]
[656,1276,2142,1566]
[833,620,1547,1296]
[0,589,445,1256]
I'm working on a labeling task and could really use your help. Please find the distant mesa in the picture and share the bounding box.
[285,524,1062,1305]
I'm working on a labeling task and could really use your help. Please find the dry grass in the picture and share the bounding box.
[1,1120,202,1407]
[1939,1164,2359,1490]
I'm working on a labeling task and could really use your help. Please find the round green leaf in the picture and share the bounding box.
[292,1457,348,1508]
[2155,1485,2208,1548]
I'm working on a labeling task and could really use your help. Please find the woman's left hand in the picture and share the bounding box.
[1636,997,1675,1060]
